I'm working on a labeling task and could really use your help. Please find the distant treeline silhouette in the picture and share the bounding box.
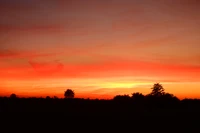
[4,83,177,99]
[1,83,200,112]
[1,83,200,133]
[1,83,199,102]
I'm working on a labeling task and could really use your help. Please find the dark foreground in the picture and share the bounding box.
[1,97,200,132]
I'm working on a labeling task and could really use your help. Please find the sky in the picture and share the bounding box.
[0,0,200,99]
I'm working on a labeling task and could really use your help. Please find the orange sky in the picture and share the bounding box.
[0,0,200,99]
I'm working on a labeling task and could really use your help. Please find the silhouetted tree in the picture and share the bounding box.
[46,96,51,99]
[162,93,179,102]
[162,93,174,99]
[64,89,75,98]
[132,92,144,101]
[113,94,131,101]
[10,93,17,99]
[146,83,180,107]
[53,96,58,99]
[150,83,165,97]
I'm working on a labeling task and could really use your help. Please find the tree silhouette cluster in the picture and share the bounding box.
[1,83,200,113]
[1,81,200,133]
[1,83,199,133]
[113,83,179,105]
[5,83,182,104]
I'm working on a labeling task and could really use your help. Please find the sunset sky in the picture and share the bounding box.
[0,0,200,99]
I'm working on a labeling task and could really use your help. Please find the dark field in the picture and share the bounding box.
[1,97,200,133]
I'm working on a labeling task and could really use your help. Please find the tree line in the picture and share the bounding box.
[8,83,179,101]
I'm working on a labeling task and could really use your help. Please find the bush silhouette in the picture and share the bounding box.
[10,93,17,99]
[64,89,75,98]
[113,94,131,101]
[46,96,51,99]
[53,96,58,99]
[132,92,144,101]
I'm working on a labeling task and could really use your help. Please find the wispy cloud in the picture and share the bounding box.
[0,0,200,99]
[1,59,200,82]
[0,49,59,59]
[28,59,64,75]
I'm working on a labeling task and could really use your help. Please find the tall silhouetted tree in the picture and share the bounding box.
[64,89,75,98]
[150,83,165,97]
[10,93,17,99]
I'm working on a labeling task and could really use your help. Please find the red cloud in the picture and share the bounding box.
[0,49,59,59]
[28,59,64,75]
[1,58,200,81]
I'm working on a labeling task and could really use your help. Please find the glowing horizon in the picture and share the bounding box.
[0,0,200,99]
